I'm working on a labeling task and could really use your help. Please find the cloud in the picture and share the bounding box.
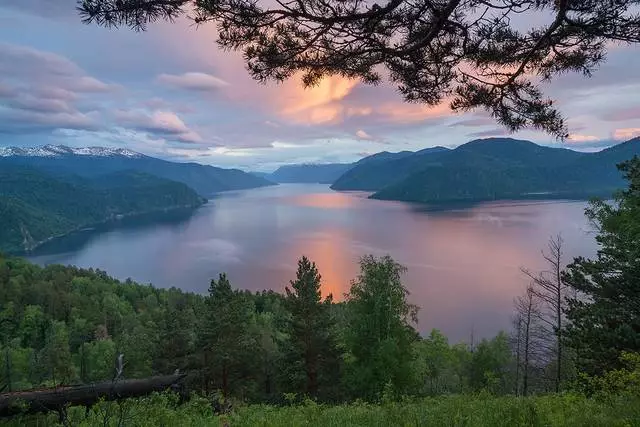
[6,97,73,114]
[157,72,229,91]
[448,117,496,127]
[355,129,373,140]
[467,129,509,138]
[613,128,640,140]
[0,108,98,134]
[567,134,599,142]
[1,5,640,168]
[0,42,117,135]
[601,107,640,122]
[113,109,204,143]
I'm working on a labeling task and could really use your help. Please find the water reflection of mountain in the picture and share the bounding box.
[27,207,200,257]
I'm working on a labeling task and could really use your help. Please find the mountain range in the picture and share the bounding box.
[0,165,205,253]
[0,144,274,253]
[332,137,640,203]
[257,147,450,185]
[0,145,273,196]
[261,163,354,184]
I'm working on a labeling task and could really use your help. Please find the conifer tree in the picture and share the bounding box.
[565,157,640,375]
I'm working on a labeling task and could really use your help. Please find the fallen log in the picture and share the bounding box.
[0,373,187,418]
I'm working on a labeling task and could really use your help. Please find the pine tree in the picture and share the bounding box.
[284,256,337,399]
[200,273,255,397]
[564,156,640,375]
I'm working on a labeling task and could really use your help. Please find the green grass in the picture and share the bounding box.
[5,393,640,427]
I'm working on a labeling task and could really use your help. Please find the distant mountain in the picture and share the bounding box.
[267,163,354,184]
[331,146,450,191]
[0,145,273,196]
[0,165,205,253]
[370,138,640,204]
[0,144,142,158]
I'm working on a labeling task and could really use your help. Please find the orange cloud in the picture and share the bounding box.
[613,128,640,140]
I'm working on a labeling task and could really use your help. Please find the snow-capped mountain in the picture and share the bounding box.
[0,144,143,158]
[0,144,273,196]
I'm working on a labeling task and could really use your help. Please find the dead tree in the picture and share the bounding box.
[522,234,569,392]
[513,285,544,397]
[0,374,186,418]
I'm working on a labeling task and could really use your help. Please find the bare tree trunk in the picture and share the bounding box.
[522,234,567,393]
[0,374,186,418]
[514,285,542,397]
[523,293,532,397]
[514,316,522,397]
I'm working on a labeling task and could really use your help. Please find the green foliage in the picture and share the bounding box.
[412,329,470,395]
[343,255,419,400]
[468,332,514,395]
[577,352,640,398]
[0,254,208,390]
[5,392,640,426]
[283,256,339,399]
[0,166,204,253]
[565,156,640,376]
[201,274,257,397]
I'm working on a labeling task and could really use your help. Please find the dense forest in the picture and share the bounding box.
[0,166,205,253]
[1,156,639,425]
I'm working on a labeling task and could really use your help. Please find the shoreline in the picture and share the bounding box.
[12,201,206,255]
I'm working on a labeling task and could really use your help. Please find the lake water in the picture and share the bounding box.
[28,184,598,343]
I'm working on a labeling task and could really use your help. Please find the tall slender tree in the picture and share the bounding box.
[564,157,640,376]
[200,273,256,397]
[513,286,543,396]
[284,256,337,398]
[522,235,569,392]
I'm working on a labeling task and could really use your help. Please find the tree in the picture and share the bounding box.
[522,235,570,392]
[564,156,640,376]
[79,1,640,137]
[40,321,76,385]
[284,256,338,398]
[344,255,419,400]
[199,273,256,397]
[512,285,544,396]
[468,332,513,394]
[412,329,464,395]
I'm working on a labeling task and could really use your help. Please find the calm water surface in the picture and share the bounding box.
[28,184,597,342]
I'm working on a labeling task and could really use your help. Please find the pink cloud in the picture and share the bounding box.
[355,129,373,140]
[113,109,203,143]
[567,134,600,142]
[157,72,229,91]
[613,128,640,140]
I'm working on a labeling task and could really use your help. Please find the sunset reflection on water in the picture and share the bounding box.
[29,184,596,343]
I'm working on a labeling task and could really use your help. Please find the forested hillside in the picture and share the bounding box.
[331,138,640,203]
[0,145,273,196]
[331,146,449,191]
[0,166,205,253]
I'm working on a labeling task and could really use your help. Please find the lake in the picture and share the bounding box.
[28,184,597,343]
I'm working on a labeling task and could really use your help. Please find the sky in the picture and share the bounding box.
[1,2,639,172]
